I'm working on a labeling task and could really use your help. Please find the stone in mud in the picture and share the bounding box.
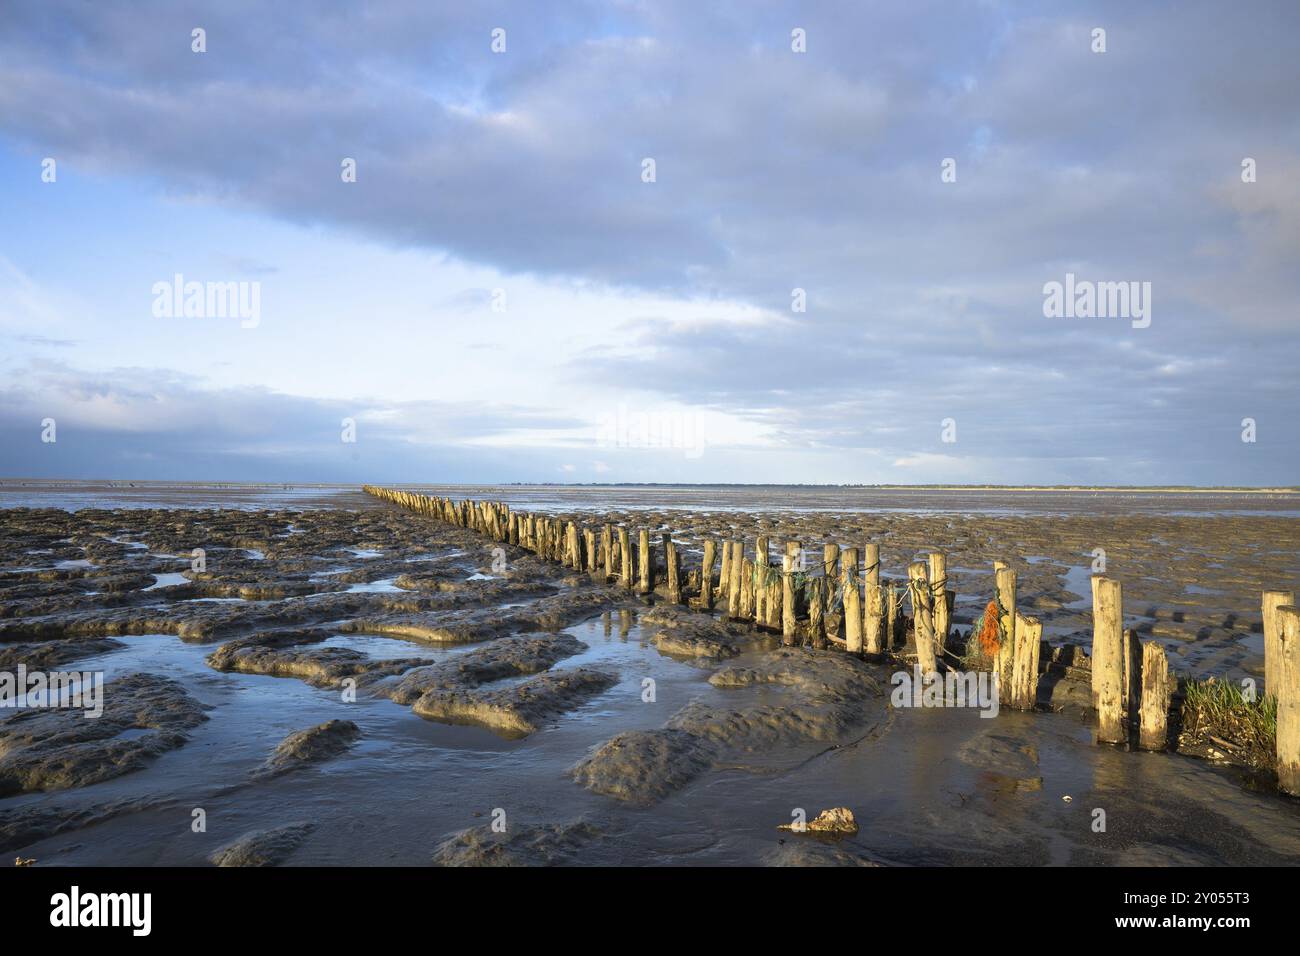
[0,673,209,795]
[411,667,617,737]
[778,806,859,834]
[432,821,602,867]
[385,633,587,704]
[209,822,315,867]
[255,720,360,777]
[570,728,716,805]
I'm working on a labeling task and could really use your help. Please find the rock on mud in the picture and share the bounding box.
[778,807,859,834]
[209,822,315,867]
[0,673,208,795]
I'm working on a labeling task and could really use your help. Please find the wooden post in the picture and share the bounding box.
[740,550,756,622]
[908,562,938,675]
[994,563,1016,703]
[1278,606,1300,797]
[823,544,840,620]
[1011,612,1042,710]
[928,552,949,655]
[809,578,826,649]
[665,536,681,604]
[843,547,862,654]
[718,539,732,608]
[754,536,770,626]
[638,530,652,595]
[584,529,598,573]
[886,582,898,652]
[1091,576,1125,745]
[601,525,614,580]
[864,579,883,656]
[700,539,717,610]
[1264,591,1295,701]
[781,554,797,646]
[727,541,743,618]
[619,528,632,589]
[863,543,880,651]
[565,522,580,570]
[1138,640,1170,751]
[1123,627,1142,737]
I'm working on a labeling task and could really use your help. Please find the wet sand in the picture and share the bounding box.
[2,486,1298,865]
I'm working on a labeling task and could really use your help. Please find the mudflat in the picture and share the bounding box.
[1,484,1298,865]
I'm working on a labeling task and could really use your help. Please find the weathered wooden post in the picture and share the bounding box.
[781,554,797,647]
[700,539,717,610]
[727,541,743,619]
[619,528,632,589]
[740,548,756,622]
[584,529,598,573]
[1138,640,1170,751]
[886,582,898,652]
[665,536,681,604]
[994,563,1017,703]
[1091,576,1125,745]
[785,540,802,569]
[566,522,580,570]
[823,543,840,619]
[638,530,652,595]
[718,539,732,608]
[754,536,770,626]
[1278,606,1300,796]
[842,547,862,654]
[809,578,826,649]
[863,543,880,649]
[928,552,949,655]
[864,580,884,656]
[908,561,938,675]
[1264,590,1295,701]
[1123,628,1142,736]
[601,525,614,580]
[1010,612,1043,710]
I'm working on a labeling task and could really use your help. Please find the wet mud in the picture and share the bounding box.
[1,493,1298,866]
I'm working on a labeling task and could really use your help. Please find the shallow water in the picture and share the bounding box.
[4,480,1297,517]
[10,614,1299,866]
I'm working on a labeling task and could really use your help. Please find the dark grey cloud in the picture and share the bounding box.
[0,360,588,483]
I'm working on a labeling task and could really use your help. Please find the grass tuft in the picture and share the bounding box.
[1179,677,1276,770]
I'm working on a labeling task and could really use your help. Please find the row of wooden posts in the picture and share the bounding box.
[363,485,1300,796]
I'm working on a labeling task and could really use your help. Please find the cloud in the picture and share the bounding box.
[0,1,1296,483]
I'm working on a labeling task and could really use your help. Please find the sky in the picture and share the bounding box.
[0,1,1297,486]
